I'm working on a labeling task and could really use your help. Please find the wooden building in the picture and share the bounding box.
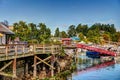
[0,23,14,45]
[61,38,72,45]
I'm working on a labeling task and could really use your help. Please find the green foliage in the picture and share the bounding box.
[56,70,71,79]
[78,32,84,41]
[76,24,88,35]
[28,23,37,39]
[52,41,61,45]
[38,23,51,43]
[12,21,51,43]
[28,39,39,44]
[102,33,110,41]
[54,27,60,37]
[86,30,101,44]
[111,32,120,42]
[11,21,119,44]
[13,21,30,41]
[60,31,68,38]
[60,47,66,57]
[67,25,76,37]
[70,63,77,72]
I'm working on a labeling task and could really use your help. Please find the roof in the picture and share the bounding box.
[71,36,80,41]
[0,23,14,34]
[61,38,72,41]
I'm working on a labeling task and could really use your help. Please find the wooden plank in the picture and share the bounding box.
[5,45,8,57]
[32,56,52,67]
[0,61,13,71]
[13,58,17,78]
[33,55,37,77]
[0,72,16,78]
[36,56,55,69]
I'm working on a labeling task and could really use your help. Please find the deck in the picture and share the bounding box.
[0,44,60,61]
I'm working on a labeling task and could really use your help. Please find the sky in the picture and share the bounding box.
[0,0,120,33]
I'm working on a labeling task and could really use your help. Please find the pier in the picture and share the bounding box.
[0,44,60,79]
[0,43,118,79]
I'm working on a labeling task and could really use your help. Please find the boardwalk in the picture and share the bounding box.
[0,44,60,61]
[0,44,60,78]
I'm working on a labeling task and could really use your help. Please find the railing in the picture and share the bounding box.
[0,44,60,61]
[77,44,116,56]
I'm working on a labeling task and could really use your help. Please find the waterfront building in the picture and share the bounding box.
[0,22,14,45]
[61,38,72,45]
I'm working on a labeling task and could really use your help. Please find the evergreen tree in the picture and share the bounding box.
[54,27,60,37]
[67,25,76,37]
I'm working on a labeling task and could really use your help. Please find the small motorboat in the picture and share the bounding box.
[86,51,100,58]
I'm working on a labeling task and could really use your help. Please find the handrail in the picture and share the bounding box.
[0,44,60,59]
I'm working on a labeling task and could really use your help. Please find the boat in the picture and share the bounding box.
[86,51,100,58]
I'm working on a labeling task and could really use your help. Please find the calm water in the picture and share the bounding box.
[70,54,120,80]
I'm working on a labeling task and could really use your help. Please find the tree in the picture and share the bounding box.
[37,23,51,43]
[102,33,110,41]
[67,25,76,37]
[78,32,84,41]
[87,30,100,44]
[109,24,116,34]
[13,21,30,41]
[28,23,37,39]
[60,31,68,38]
[111,32,120,42]
[54,27,60,37]
[13,23,19,37]
[76,24,88,35]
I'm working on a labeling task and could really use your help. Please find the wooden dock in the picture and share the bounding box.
[0,44,60,79]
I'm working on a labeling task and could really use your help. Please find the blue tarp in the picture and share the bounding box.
[86,51,100,58]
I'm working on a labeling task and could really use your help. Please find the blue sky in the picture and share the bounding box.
[0,0,120,33]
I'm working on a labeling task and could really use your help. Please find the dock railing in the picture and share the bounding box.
[0,44,60,61]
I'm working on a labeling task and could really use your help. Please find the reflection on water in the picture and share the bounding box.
[68,53,120,80]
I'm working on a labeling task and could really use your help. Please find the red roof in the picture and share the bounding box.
[61,38,72,41]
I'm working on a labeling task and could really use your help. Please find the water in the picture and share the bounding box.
[71,53,120,80]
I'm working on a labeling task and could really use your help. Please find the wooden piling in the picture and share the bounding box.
[33,55,37,78]
[13,58,17,78]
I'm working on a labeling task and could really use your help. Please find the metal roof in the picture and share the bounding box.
[71,36,80,41]
[0,23,14,34]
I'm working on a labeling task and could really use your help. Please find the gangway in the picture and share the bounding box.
[77,44,116,56]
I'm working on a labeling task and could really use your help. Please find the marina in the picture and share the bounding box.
[71,54,120,80]
[0,0,120,79]
[0,42,119,80]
